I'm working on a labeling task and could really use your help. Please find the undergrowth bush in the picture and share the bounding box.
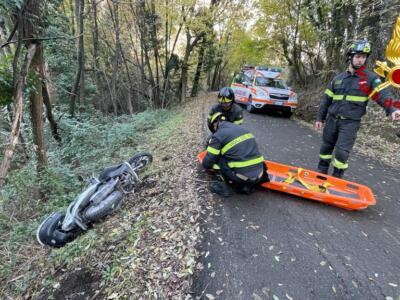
[0,105,181,293]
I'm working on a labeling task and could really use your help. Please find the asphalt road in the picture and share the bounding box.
[192,110,400,300]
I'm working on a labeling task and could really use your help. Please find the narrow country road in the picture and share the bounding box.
[192,109,400,300]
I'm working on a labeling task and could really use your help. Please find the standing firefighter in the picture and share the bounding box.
[315,40,400,178]
[207,87,244,132]
[203,113,269,196]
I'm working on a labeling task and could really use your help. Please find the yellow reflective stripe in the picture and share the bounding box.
[206,146,220,155]
[346,95,368,102]
[221,133,254,154]
[319,154,333,160]
[332,158,348,169]
[332,95,344,101]
[209,112,220,123]
[212,164,220,170]
[325,89,334,97]
[332,94,368,102]
[219,97,233,103]
[227,156,264,168]
[234,119,244,125]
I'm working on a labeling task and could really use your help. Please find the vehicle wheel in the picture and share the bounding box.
[246,96,255,113]
[283,111,293,118]
[36,212,79,248]
[83,190,123,221]
[128,152,153,172]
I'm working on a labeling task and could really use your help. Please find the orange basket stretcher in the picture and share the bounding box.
[197,151,376,210]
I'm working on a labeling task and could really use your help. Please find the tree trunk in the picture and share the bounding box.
[164,0,169,78]
[43,62,55,103]
[136,1,158,108]
[5,106,29,161]
[42,81,61,143]
[120,43,136,114]
[69,0,75,35]
[126,91,133,114]
[207,69,211,91]
[0,44,37,186]
[190,42,205,97]
[161,22,183,106]
[69,0,84,117]
[192,0,218,95]
[74,0,79,37]
[0,23,13,55]
[12,9,23,89]
[211,61,221,91]
[109,0,121,114]
[365,0,384,63]
[291,0,304,86]
[21,0,49,171]
[177,30,202,102]
[149,0,161,107]
[91,0,101,92]
[30,45,48,171]
[178,49,190,102]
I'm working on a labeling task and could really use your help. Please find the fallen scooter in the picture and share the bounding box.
[37,152,152,248]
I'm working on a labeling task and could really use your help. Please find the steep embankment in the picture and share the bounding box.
[2,95,212,299]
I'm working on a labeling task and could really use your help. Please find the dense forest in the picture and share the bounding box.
[1,0,399,298]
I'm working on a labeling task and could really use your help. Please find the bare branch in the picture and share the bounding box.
[1,33,83,48]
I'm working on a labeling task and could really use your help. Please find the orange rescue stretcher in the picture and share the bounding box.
[197,151,376,210]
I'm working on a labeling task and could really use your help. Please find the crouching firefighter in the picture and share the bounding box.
[315,40,400,178]
[202,112,269,196]
[207,87,244,132]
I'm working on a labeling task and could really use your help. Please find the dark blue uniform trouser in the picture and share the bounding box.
[217,157,269,194]
[318,115,361,172]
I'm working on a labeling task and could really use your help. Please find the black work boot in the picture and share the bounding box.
[241,184,257,195]
[209,181,233,197]
[332,167,344,179]
[317,159,330,175]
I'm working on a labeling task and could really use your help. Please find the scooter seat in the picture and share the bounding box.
[98,163,131,181]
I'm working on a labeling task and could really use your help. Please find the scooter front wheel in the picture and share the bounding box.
[128,152,153,172]
[36,212,79,248]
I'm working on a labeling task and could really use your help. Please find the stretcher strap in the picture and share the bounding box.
[284,168,331,193]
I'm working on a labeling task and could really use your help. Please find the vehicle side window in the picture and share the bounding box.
[255,77,263,86]
[243,71,253,80]
[266,79,274,87]
[233,73,252,85]
[274,80,287,89]
[233,74,242,84]
[243,74,251,85]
